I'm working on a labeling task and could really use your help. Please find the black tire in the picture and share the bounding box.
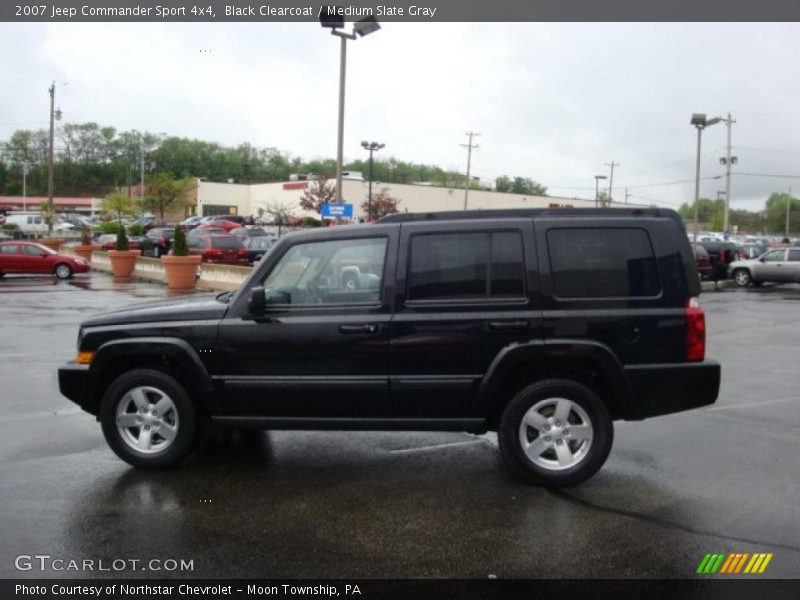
[498,379,613,487]
[100,369,203,469]
[733,268,751,288]
[54,263,73,280]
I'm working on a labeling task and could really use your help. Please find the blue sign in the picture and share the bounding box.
[321,203,353,219]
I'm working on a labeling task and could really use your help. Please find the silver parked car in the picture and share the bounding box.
[729,247,800,287]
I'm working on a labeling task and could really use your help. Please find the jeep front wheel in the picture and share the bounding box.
[498,379,613,487]
[100,369,201,469]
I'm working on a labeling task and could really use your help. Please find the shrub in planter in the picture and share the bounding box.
[107,224,139,278]
[161,226,201,291]
[73,227,97,262]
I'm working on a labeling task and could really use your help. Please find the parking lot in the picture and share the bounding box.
[0,271,798,579]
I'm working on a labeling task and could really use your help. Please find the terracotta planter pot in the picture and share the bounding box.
[107,249,140,278]
[40,238,64,251]
[161,254,202,290]
[73,244,97,262]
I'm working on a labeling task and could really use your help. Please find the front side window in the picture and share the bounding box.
[788,249,800,262]
[262,237,387,305]
[547,228,660,298]
[407,231,526,301]
[763,249,785,262]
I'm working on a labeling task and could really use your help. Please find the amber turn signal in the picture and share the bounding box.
[76,351,96,365]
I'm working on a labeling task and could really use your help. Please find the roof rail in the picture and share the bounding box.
[378,207,674,224]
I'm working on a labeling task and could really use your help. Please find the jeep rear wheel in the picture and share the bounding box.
[100,369,202,469]
[498,379,613,487]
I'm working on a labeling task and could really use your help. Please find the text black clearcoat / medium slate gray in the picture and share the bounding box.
[58,208,720,486]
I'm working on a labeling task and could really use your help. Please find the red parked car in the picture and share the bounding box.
[0,241,90,279]
[95,234,142,252]
[187,234,249,265]
[193,220,241,233]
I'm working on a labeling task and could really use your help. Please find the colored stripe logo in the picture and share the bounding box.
[697,552,773,574]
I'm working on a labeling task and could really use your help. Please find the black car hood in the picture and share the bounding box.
[81,293,229,328]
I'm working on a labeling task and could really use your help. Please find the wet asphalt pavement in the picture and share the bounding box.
[0,272,798,579]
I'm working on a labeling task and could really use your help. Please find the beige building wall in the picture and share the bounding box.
[195,179,643,220]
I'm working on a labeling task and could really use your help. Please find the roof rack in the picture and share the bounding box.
[378,207,674,224]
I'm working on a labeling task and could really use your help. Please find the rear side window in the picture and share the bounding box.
[547,228,660,298]
[211,237,244,249]
[408,231,525,301]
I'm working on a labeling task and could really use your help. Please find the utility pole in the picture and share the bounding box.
[624,188,630,204]
[786,186,792,240]
[47,82,56,233]
[461,131,480,210]
[605,160,619,207]
[22,161,30,211]
[720,114,736,234]
[140,143,145,218]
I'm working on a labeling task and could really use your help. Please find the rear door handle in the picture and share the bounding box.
[488,320,529,331]
[339,324,379,334]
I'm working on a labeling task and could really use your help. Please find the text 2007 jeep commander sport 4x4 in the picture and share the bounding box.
[59,209,720,487]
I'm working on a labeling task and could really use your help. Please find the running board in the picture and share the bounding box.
[211,416,488,433]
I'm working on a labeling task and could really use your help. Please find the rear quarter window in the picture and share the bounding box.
[547,228,661,298]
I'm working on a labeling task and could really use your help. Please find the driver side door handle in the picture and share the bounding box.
[339,324,379,334]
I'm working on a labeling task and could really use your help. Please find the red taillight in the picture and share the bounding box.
[205,248,223,258]
[238,248,248,255]
[685,297,706,362]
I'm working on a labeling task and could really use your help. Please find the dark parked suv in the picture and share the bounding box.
[58,209,720,486]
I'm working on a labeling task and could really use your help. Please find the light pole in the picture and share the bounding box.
[690,113,722,241]
[320,14,381,206]
[718,114,736,234]
[594,175,607,208]
[361,140,384,221]
[22,161,30,211]
[47,82,62,234]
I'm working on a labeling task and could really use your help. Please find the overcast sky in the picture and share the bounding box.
[2,22,800,211]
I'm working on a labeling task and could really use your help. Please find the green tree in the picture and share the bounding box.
[101,193,136,223]
[495,175,512,193]
[146,172,194,219]
[765,192,800,235]
[172,225,188,256]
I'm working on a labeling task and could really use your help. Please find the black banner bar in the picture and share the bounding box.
[3,0,800,23]
[4,579,800,600]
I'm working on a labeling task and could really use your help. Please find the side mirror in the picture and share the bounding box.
[265,289,291,305]
[248,286,266,314]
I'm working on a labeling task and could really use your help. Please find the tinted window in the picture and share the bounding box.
[548,228,660,298]
[0,245,18,254]
[211,237,244,249]
[408,231,525,301]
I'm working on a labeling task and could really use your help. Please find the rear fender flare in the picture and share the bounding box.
[475,339,638,420]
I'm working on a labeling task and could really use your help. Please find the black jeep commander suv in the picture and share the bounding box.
[59,208,720,487]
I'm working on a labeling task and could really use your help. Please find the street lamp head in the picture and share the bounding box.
[361,141,369,148]
[594,175,607,180]
[706,117,722,126]
[319,7,344,28]
[690,113,707,127]
[377,143,385,150]
[354,16,381,37]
